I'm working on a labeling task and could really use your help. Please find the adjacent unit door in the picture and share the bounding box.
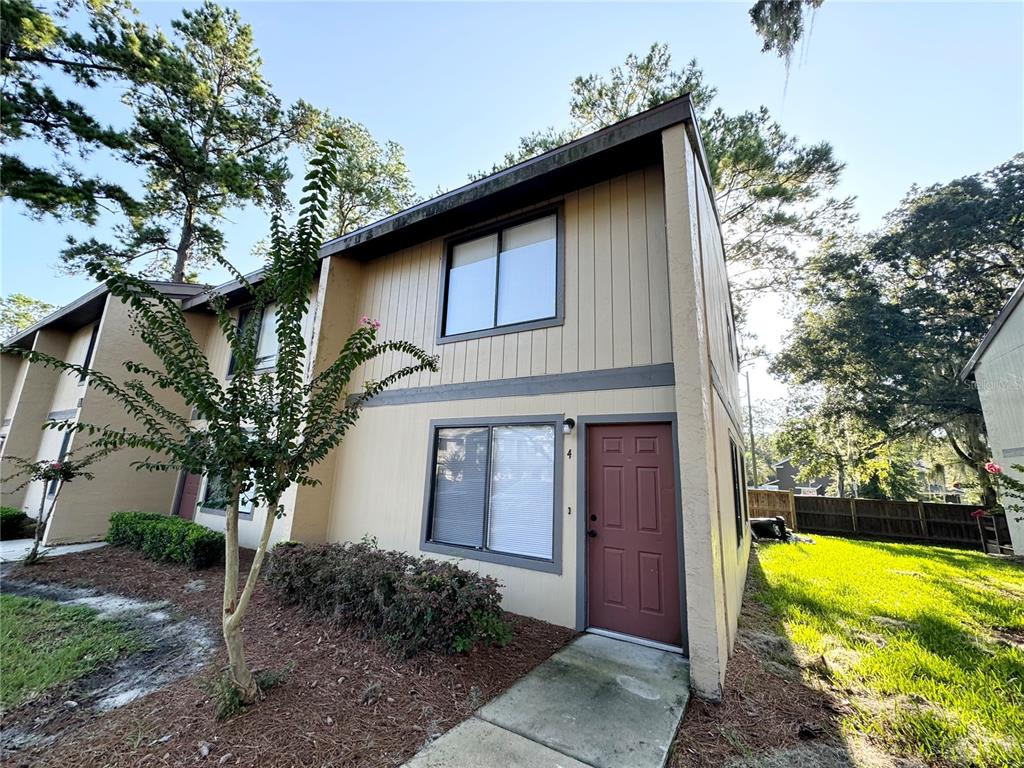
[586,423,681,646]
[175,472,202,521]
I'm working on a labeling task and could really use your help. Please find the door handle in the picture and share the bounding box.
[587,529,597,538]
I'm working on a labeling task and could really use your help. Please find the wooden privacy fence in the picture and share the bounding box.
[748,489,797,530]
[747,489,1013,553]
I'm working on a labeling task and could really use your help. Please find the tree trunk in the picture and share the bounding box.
[24,481,60,564]
[836,459,846,498]
[172,202,196,283]
[947,420,997,506]
[220,485,281,705]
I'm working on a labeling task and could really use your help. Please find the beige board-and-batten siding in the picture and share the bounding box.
[348,165,673,392]
[319,386,676,628]
[15,322,95,525]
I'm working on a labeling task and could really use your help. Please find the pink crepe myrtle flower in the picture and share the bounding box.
[51,462,62,470]
[985,461,1003,475]
[971,508,986,519]
[360,316,381,330]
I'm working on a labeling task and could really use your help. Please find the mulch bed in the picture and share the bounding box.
[2,547,576,768]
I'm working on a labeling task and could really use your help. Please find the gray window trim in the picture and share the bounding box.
[420,414,564,574]
[573,413,688,655]
[435,205,565,345]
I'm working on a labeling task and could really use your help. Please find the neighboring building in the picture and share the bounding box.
[961,279,1024,556]
[1,96,750,698]
[0,282,205,543]
[764,457,830,496]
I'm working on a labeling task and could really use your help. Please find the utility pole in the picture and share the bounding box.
[745,371,758,487]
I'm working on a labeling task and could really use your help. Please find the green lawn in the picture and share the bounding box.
[754,536,1024,768]
[0,594,144,710]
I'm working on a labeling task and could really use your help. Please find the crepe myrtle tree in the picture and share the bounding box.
[0,135,438,705]
[978,462,1024,526]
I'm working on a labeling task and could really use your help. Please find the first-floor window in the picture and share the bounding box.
[428,422,555,561]
[729,438,745,545]
[201,473,256,520]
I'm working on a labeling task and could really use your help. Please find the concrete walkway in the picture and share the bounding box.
[404,633,690,768]
[0,538,106,563]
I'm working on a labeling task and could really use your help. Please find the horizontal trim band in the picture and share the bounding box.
[357,363,675,407]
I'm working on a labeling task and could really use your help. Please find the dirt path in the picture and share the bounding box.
[1,574,217,755]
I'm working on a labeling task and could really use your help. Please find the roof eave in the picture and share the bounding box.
[1,281,207,350]
[959,278,1024,381]
[318,95,698,260]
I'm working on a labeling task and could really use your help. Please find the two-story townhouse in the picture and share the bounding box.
[0,281,205,544]
[185,95,750,697]
[3,95,750,698]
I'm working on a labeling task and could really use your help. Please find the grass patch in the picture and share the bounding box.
[0,594,144,710]
[754,536,1024,768]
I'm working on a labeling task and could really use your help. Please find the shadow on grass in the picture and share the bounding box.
[671,549,864,768]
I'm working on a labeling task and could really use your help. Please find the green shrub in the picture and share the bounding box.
[107,510,223,568]
[264,541,513,656]
[0,506,28,540]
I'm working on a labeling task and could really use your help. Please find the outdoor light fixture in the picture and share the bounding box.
[563,418,576,435]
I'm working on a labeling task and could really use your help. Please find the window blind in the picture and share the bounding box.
[430,427,489,548]
[496,215,556,326]
[446,235,498,335]
[486,425,555,559]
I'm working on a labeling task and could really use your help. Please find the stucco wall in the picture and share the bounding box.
[662,123,748,699]
[1,329,70,511]
[974,298,1024,555]
[45,297,193,544]
[188,287,319,549]
[1,353,26,428]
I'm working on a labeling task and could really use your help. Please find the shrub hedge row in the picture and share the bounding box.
[265,540,513,656]
[107,511,224,568]
[0,506,28,540]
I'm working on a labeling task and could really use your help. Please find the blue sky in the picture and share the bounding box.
[2,1,1022,396]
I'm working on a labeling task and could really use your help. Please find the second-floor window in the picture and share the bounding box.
[229,303,279,375]
[441,212,560,340]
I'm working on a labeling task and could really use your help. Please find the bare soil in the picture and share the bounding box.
[1,547,575,768]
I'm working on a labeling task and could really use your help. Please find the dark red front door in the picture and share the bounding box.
[586,423,681,646]
[175,472,202,520]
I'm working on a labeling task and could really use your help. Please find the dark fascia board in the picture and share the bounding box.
[959,278,1024,381]
[318,95,699,262]
[181,268,267,312]
[2,281,207,350]
[180,260,326,313]
[183,94,715,312]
